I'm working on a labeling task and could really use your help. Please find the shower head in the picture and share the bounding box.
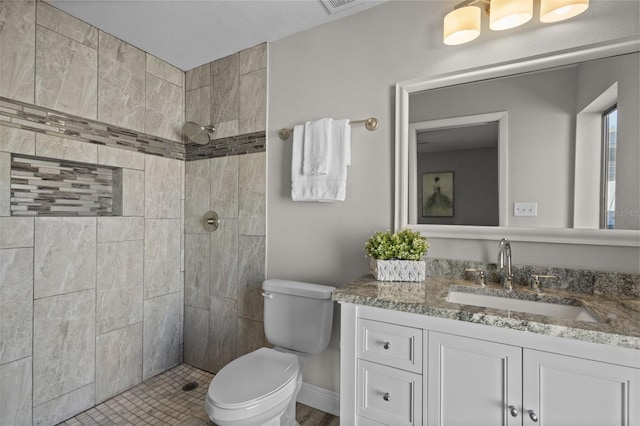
[183,121,215,145]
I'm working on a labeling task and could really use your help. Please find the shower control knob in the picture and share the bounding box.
[383,393,391,402]
[203,211,219,232]
[383,342,391,350]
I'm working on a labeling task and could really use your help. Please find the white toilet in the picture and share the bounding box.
[205,279,336,426]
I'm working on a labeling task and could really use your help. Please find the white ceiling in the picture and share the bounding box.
[50,0,386,71]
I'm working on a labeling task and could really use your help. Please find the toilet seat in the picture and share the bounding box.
[207,347,299,412]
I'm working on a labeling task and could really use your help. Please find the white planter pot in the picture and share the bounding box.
[370,258,426,282]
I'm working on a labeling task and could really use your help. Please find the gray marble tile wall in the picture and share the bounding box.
[185,43,267,141]
[98,31,146,134]
[1,145,184,425]
[0,1,184,150]
[184,152,266,374]
[182,44,268,374]
[1,3,268,424]
[0,1,36,103]
[0,146,184,425]
[183,43,266,161]
[0,96,187,161]
[0,3,185,424]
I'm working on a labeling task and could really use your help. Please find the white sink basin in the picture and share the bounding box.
[447,291,599,323]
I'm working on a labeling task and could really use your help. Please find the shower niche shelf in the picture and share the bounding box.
[10,155,122,217]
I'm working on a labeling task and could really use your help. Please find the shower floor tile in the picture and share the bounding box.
[59,363,339,426]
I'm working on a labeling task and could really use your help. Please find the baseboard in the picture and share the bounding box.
[296,382,340,417]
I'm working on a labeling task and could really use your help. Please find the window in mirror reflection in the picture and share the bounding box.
[602,105,617,229]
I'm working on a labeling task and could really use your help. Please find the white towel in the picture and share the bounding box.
[292,119,351,202]
[303,118,332,175]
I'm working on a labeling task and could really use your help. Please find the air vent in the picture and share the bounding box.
[321,0,363,14]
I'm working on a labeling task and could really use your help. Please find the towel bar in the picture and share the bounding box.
[277,117,379,140]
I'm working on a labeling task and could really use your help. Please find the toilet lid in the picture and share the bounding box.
[209,348,299,409]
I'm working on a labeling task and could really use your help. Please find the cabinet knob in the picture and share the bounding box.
[382,392,391,401]
[383,342,391,350]
[508,405,518,417]
[528,410,538,422]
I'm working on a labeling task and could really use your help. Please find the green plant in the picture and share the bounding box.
[364,229,429,261]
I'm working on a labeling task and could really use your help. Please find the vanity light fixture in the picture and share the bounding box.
[490,0,533,30]
[443,0,589,45]
[443,5,482,46]
[540,0,589,22]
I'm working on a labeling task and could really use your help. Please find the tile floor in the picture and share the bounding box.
[59,364,339,426]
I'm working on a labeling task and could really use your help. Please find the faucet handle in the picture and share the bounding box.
[465,268,486,287]
[503,276,513,291]
[530,274,557,293]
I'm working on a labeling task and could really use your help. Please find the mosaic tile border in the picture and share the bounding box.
[425,257,640,298]
[11,155,119,217]
[0,97,267,162]
[0,96,186,160]
[185,131,266,161]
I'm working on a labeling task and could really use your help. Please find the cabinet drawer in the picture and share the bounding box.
[356,415,386,426]
[357,359,422,426]
[358,318,422,373]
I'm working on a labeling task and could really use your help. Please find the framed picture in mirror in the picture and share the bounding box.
[423,172,454,217]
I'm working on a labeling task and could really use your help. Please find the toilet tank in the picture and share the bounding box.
[262,279,336,354]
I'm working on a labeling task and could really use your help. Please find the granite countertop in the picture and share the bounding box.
[332,275,640,350]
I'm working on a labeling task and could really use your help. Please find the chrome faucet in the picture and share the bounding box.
[497,238,513,290]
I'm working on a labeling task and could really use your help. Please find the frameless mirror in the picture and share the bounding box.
[395,38,640,246]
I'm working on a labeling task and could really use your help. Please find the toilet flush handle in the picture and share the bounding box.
[262,292,274,299]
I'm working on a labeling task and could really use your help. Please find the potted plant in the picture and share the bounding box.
[364,229,429,282]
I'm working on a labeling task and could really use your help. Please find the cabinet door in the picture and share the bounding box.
[427,331,522,426]
[523,349,640,426]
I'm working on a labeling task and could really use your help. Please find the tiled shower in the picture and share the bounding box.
[0,2,267,425]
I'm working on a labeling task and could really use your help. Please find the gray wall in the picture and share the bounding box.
[417,148,499,226]
[0,2,184,424]
[267,0,639,393]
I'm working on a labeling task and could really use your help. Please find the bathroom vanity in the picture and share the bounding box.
[333,275,640,426]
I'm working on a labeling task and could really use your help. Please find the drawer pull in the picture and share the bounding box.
[508,405,518,417]
[383,342,391,350]
[528,410,538,422]
[383,392,391,402]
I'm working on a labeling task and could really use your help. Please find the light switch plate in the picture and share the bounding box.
[514,202,537,217]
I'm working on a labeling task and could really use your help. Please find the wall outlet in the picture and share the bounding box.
[514,202,537,217]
